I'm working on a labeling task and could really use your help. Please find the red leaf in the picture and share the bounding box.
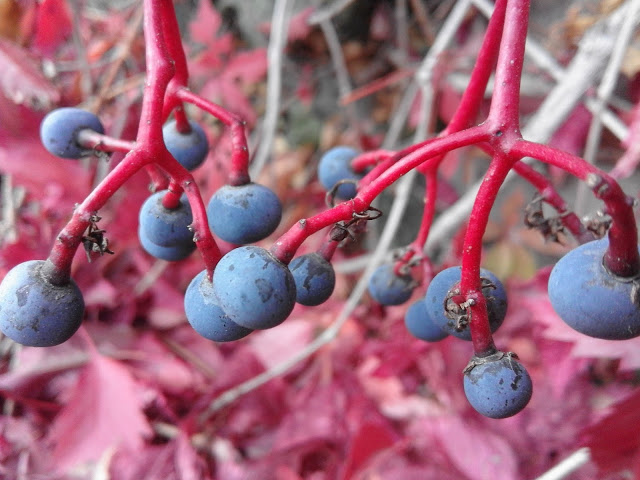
[32,0,72,56]
[224,48,268,86]
[432,415,519,480]
[47,351,152,471]
[340,422,396,480]
[189,0,222,45]
[581,390,640,473]
[248,318,314,369]
[0,38,60,109]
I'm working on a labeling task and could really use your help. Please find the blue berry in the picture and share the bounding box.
[184,270,252,342]
[40,107,105,159]
[317,146,362,200]
[289,252,336,306]
[367,263,415,306]
[404,299,448,342]
[548,238,640,340]
[424,267,507,341]
[207,183,282,245]
[163,119,209,171]
[139,191,193,248]
[138,226,196,261]
[463,351,533,419]
[213,246,296,329]
[0,260,84,347]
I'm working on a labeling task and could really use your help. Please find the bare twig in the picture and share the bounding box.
[250,0,295,179]
[70,0,93,98]
[575,0,640,210]
[533,448,591,480]
[307,0,358,25]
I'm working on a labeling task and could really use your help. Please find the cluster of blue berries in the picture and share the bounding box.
[1,109,639,421]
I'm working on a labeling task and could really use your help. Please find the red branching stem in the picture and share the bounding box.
[350,150,395,172]
[271,126,490,264]
[44,0,225,283]
[176,88,250,186]
[76,129,136,153]
[137,0,175,148]
[45,150,151,284]
[159,0,188,86]
[446,0,508,133]
[510,161,592,242]
[359,138,450,189]
[460,152,517,355]
[156,150,221,276]
[396,167,439,269]
[511,140,640,277]
[415,169,438,248]
[486,0,529,133]
[359,0,508,189]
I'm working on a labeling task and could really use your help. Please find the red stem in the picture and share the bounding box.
[318,235,339,261]
[350,150,395,172]
[510,161,592,242]
[271,126,491,264]
[445,0,508,133]
[44,0,226,283]
[45,150,151,284]
[511,140,640,277]
[486,0,529,134]
[460,151,517,355]
[176,88,250,186]
[76,130,136,153]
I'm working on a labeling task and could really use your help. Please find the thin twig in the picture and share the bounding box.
[409,0,437,44]
[395,0,410,65]
[575,0,640,210]
[250,0,295,179]
[413,0,473,142]
[533,448,591,480]
[133,259,170,295]
[307,0,358,25]
[89,4,145,112]
[70,0,93,99]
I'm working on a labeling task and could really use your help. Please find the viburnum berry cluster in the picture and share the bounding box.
[1,0,639,423]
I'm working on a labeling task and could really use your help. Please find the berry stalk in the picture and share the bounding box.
[459,152,517,355]
[511,140,640,277]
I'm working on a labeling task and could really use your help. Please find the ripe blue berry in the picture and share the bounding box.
[463,351,533,419]
[367,263,415,306]
[0,260,84,347]
[317,146,362,200]
[40,107,105,159]
[139,191,193,248]
[163,120,209,171]
[424,267,507,341]
[184,270,252,342]
[289,252,336,306]
[213,246,296,330]
[138,226,196,261]
[404,299,448,342]
[548,238,640,340]
[207,183,282,244]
